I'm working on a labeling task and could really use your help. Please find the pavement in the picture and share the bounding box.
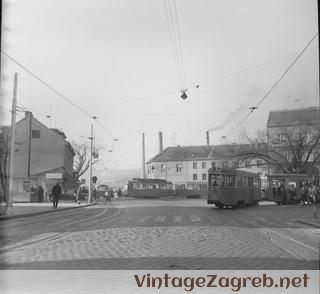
[0,201,97,220]
[0,199,320,228]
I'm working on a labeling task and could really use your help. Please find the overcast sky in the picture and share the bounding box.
[1,0,319,171]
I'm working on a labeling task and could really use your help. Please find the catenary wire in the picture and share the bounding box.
[225,32,319,137]
[1,50,115,140]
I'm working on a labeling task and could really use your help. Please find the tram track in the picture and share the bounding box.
[0,204,128,253]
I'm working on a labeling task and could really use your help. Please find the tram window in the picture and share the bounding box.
[224,175,234,187]
[209,174,223,186]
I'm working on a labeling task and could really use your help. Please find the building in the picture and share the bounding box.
[4,111,75,202]
[267,107,320,175]
[146,144,267,195]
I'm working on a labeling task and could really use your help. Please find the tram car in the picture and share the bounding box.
[127,178,173,198]
[266,173,315,204]
[207,168,261,208]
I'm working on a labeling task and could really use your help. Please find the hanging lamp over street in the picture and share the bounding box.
[180,89,188,100]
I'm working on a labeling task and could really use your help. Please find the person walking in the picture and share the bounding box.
[52,182,62,208]
[37,185,44,203]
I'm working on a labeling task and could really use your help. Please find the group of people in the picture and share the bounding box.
[30,183,61,208]
[272,182,319,204]
[104,188,123,203]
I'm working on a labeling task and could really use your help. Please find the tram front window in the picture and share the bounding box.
[209,174,224,187]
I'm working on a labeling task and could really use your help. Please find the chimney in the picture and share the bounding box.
[25,111,32,119]
[206,131,210,146]
[141,133,146,178]
[158,131,163,153]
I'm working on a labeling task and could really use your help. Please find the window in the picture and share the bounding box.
[277,133,286,143]
[211,162,216,169]
[202,173,207,181]
[222,161,227,168]
[32,130,40,139]
[161,164,166,174]
[306,133,313,143]
[257,160,262,167]
[193,162,197,169]
[245,160,250,167]
[176,164,182,173]
[193,173,197,181]
[232,161,238,168]
[202,162,206,169]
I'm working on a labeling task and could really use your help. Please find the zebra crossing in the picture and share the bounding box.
[135,214,206,224]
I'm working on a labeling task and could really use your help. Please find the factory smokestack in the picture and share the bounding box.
[206,131,210,146]
[142,133,146,178]
[158,131,163,153]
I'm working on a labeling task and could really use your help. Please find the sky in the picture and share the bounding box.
[1,0,319,173]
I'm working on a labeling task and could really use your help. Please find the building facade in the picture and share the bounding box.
[146,145,267,193]
[8,112,75,202]
[267,107,320,175]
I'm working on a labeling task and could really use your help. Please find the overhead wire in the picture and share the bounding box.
[163,0,183,88]
[225,32,319,138]
[1,50,116,141]
[163,0,187,93]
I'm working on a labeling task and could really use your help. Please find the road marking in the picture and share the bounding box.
[190,215,201,222]
[173,216,182,222]
[265,228,319,253]
[136,216,152,223]
[154,216,166,222]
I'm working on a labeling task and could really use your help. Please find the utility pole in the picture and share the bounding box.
[88,124,93,203]
[7,73,18,214]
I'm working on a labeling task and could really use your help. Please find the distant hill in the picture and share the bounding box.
[93,168,141,188]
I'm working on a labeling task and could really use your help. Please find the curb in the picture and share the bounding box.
[0,202,98,221]
[296,219,320,228]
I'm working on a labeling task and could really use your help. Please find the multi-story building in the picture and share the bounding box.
[3,111,75,202]
[146,144,267,194]
[267,107,320,175]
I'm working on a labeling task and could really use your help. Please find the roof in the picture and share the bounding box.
[11,114,76,156]
[267,107,320,128]
[147,144,253,163]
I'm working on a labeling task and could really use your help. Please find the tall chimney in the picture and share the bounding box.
[206,131,210,146]
[158,131,163,153]
[142,132,146,178]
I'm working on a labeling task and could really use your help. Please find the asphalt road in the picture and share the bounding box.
[0,199,319,269]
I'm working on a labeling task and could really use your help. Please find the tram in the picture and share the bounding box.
[126,178,173,198]
[207,168,261,208]
[266,173,315,204]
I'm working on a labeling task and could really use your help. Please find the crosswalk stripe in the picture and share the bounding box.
[154,216,166,222]
[191,215,201,222]
[136,216,152,223]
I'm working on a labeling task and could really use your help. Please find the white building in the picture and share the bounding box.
[146,145,267,192]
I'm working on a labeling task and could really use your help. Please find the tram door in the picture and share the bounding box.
[248,177,254,203]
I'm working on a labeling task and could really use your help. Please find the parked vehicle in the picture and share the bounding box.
[207,168,261,209]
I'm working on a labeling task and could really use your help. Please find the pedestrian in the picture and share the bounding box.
[104,190,109,203]
[36,185,44,203]
[51,182,62,208]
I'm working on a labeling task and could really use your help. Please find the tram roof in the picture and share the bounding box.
[208,168,260,177]
[129,178,173,184]
[267,173,311,179]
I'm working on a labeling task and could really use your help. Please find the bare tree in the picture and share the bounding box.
[229,126,320,174]
[72,142,102,183]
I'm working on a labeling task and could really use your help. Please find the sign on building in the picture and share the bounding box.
[46,173,63,179]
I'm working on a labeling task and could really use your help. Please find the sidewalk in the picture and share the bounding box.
[0,201,97,220]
